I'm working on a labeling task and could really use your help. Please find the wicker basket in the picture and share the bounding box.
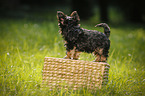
[42,57,110,90]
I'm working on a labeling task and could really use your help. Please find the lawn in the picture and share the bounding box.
[0,8,145,96]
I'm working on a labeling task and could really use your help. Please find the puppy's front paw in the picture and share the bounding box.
[63,56,70,59]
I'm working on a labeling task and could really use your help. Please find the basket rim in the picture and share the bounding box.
[45,57,110,67]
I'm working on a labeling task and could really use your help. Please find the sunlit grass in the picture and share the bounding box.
[0,17,145,96]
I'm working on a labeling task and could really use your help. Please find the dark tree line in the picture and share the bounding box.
[71,0,94,20]
[71,0,145,23]
[0,0,145,23]
[98,0,109,22]
[114,0,145,23]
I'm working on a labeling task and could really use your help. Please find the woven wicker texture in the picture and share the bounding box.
[42,57,110,90]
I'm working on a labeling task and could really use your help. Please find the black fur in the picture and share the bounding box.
[57,11,110,62]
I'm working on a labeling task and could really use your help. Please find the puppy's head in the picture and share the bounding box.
[57,11,80,26]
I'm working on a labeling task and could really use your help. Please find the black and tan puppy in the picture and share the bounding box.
[57,11,110,62]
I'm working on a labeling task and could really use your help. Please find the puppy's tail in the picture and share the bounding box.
[95,23,110,38]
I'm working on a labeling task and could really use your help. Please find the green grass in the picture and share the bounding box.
[0,11,145,95]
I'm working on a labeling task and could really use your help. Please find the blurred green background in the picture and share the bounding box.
[0,0,145,96]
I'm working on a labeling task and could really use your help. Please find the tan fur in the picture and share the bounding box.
[64,47,76,59]
[94,55,107,62]
[95,48,103,55]
[73,51,81,60]
[94,55,101,62]
[94,48,107,62]
[100,56,107,62]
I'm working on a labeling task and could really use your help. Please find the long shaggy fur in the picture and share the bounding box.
[57,11,110,62]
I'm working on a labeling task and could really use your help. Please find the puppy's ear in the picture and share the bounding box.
[57,11,66,21]
[70,11,80,21]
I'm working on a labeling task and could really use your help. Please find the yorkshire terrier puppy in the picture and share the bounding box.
[57,11,110,62]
